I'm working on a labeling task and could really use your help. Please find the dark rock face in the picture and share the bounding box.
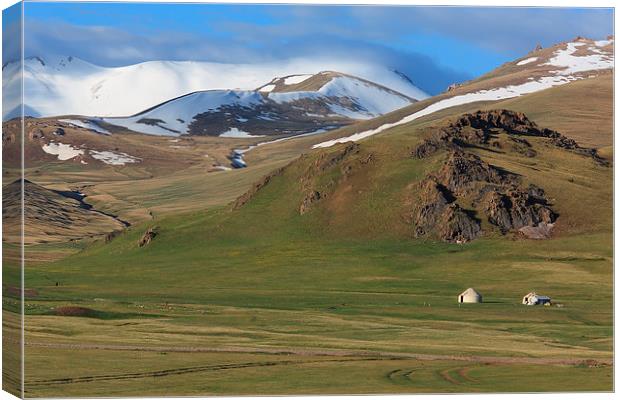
[439,205,481,243]
[446,83,461,92]
[413,178,452,237]
[482,186,556,233]
[436,151,510,195]
[450,110,536,134]
[188,97,350,137]
[412,177,480,243]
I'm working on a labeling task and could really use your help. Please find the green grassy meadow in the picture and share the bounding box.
[3,77,613,396]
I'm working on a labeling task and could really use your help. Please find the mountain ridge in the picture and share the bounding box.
[100,72,416,136]
[2,55,428,121]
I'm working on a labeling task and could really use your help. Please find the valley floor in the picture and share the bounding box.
[11,231,613,396]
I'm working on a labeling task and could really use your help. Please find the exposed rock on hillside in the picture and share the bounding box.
[299,191,323,215]
[436,151,512,195]
[482,185,556,233]
[138,227,158,247]
[409,110,564,243]
[413,177,481,242]
[296,143,362,215]
[311,142,360,173]
[232,144,363,214]
[230,109,603,243]
[439,204,481,243]
[413,110,607,165]
[412,178,453,237]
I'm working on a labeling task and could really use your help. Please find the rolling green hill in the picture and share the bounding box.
[18,104,612,395]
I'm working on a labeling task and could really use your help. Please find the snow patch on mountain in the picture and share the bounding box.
[594,39,613,47]
[283,74,312,85]
[258,84,275,93]
[516,57,538,66]
[320,76,412,117]
[103,75,414,135]
[546,41,614,75]
[90,150,140,165]
[42,142,84,160]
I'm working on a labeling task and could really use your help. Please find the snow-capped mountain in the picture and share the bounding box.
[102,72,415,136]
[1,55,428,121]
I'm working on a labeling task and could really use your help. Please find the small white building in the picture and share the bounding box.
[522,292,551,306]
[458,288,482,303]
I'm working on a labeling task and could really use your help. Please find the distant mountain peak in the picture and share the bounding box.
[102,72,416,136]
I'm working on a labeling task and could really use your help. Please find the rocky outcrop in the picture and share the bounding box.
[412,110,607,165]
[436,151,511,195]
[446,83,461,92]
[413,178,453,237]
[412,177,480,243]
[312,142,360,173]
[408,112,563,242]
[138,226,158,247]
[439,205,481,243]
[299,191,322,215]
[482,186,556,233]
[234,143,362,214]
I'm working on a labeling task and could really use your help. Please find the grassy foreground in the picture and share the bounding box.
[21,209,612,395]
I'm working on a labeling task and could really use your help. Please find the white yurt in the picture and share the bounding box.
[458,288,482,303]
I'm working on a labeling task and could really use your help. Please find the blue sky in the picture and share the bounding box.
[7,3,615,94]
